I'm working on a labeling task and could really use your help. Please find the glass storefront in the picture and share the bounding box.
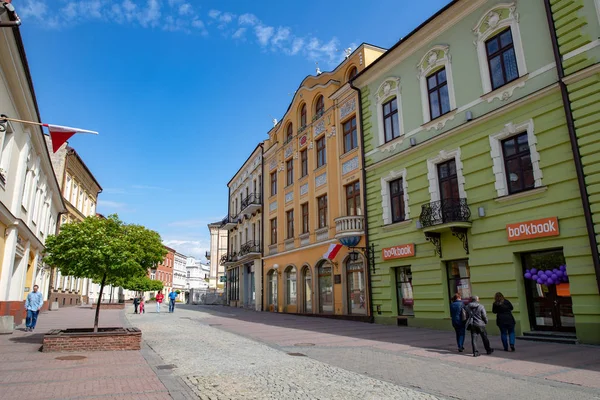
[522,250,574,332]
[318,263,333,313]
[447,260,471,302]
[303,267,312,313]
[347,260,366,315]
[286,266,297,305]
[268,270,277,309]
[396,267,414,316]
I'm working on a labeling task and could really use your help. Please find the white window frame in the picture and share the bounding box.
[71,182,78,205]
[417,45,457,128]
[375,77,404,148]
[473,3,527,97]
[427,148,466,202]
[489,119,542,197]
[381,168,410,225]
[64,175,72,200]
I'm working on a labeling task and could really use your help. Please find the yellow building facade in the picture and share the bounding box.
[262,45,385,319]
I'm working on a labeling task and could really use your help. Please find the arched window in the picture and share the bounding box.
[315,95,325,119]
[347,66,358,81]
[318,261,333,313]
[302,266,312,313]
[285,266,297,305]
[346,258,366,315]
[268,270,278,308]
[300,104,307,128]
[286,123,293,143]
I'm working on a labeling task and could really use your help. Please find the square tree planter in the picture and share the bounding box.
[42,327,141,352]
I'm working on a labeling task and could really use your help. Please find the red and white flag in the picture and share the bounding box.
[44,124,98,153]
[323,243,343,260]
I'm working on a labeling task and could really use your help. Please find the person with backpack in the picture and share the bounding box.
[466,295,494,357]
[492,292,516,352]
[450,293,466,352]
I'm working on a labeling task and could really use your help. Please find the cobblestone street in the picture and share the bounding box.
[130,304,600,400]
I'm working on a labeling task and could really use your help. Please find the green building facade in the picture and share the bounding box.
[354,0,600,344]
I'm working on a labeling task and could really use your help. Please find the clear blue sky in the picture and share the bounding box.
[17,0,450,260]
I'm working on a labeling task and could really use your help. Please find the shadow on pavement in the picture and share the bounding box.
[179,304,600,373]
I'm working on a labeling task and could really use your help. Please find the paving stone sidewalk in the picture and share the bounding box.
[0,305,172,400]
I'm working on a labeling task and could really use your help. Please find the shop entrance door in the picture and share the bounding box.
[522,250,575,332]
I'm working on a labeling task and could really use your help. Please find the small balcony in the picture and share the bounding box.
[205,251,211,260]
[238,240,261,260]
[419,198,472,232]
[240,193,261,215]
[220,215,237,230]
[334,215,365,239]
[220,253,237,266]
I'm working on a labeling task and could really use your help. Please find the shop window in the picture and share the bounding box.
[396,267,414,316]
[268,270,277,308]
[347,259,366,315]
[447,260,471,303]
[285,266,297,305]
[303,266,312,312]
[318,262,333,313]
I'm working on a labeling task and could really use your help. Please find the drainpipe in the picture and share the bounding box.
[544,0,600,293]
[259,143,265,311]
[349,80,374,322]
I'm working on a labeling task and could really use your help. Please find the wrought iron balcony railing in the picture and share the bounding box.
[241,193,261,211]
[238,240,261,257]
[419,198,471,228]
[220,253,236,265]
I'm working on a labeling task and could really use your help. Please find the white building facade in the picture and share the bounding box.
[173,252,187,301]
[207,221,228,289]
[0,8,66,327]
[186,257,209,290]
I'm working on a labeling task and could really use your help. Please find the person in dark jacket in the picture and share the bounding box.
[466,296,493,357]
[449,293,466,352]
[133,297,140,314]
[492,292,516,352]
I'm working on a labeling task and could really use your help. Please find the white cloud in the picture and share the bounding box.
[208,9,221,19]
[238,13,258,26]
[19,0,48,19]
[178,4,192,16]
[232,27,247,39]
[162,239,209,261]
[255,25,274,46]
[272,27,291,46]
[98,200,128,209]
[138,0,161,27]
[290,38,304,55]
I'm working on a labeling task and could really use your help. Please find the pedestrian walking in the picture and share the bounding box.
[168,289,177,313]
[155,291,164,313]
[24,285,43,332]
[492,292,516,352]
[139,298,145,314]
[465,295,494,357]
[133,297,140,314]
[449,293,466,352]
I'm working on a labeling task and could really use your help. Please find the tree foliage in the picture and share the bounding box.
[44,214,167,330]
[121,276,163,293]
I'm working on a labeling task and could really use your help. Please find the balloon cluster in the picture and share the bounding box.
[524,265,568,285]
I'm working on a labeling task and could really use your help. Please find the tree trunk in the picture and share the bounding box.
[94,273,107,333]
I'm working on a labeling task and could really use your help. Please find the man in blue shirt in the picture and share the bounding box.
[25,285,44,332]
[168,289,178,313]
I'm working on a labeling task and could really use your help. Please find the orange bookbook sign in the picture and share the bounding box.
[506,217,559,242]
[382,244,415,260]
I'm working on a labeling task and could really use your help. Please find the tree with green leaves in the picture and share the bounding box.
[44,214,166,332]
[121,275,163,297]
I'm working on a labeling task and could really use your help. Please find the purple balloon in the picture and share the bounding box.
[560,265,566,271]
[551,274,558,280]
[545,270,553,276]
[540,274,548,281]
[563,271,568,277]
[531,268,538,274]
[524,273,532,279]
[547,278,554,285]
[537,278,544,284]
[553,269,559,274]
[556,271,564,277]
[532,274,539,280]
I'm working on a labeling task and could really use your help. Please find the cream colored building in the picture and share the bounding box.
[207,220,228,289]
[0,5,66,327]
[221,145,263,311]
[45,138,101,306]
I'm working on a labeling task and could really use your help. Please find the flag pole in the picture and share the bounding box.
[0,116,45,127]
